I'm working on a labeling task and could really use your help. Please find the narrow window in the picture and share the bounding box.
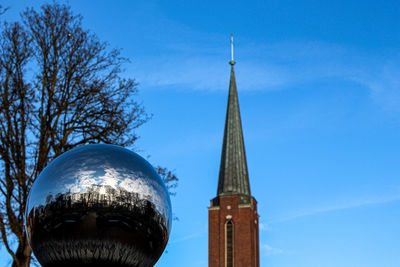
[226,220,234,267]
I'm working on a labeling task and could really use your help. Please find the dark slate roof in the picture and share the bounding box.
[217,63,251,198]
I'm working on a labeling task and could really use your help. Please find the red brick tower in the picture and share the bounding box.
[209,35,260,267]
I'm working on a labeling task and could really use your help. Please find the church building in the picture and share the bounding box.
[208,36,260,267]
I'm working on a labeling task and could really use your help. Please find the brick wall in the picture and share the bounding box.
[209,195,259,267]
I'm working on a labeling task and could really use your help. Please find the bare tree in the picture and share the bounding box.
[0,3,177,266]
[0,6,8,17]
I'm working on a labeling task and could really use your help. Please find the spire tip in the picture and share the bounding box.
[230,33,235,65]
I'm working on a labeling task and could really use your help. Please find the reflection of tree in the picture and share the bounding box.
[26,185,169,265]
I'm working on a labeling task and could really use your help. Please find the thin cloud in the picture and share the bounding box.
[169,231,204,244]
[139,130,221,160]
[270,192,400,224]
[261,244,284,256]
[259,222,272,231]
[353,59,400,112]
[130,39,380,92]
[194,260,207,266]
[133,40,400,114]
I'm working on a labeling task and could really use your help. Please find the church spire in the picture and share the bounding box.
[209,35,260,267]
[217,34,251,201]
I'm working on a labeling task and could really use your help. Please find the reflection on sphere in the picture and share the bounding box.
[25,144,171,267]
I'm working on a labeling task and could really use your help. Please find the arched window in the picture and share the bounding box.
[226,220,234,267]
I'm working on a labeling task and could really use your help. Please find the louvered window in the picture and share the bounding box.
[226,220,234,267]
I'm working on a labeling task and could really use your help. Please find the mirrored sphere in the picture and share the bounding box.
[25,144,171,267]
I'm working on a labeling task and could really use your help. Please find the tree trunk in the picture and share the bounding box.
[12,237,31,267]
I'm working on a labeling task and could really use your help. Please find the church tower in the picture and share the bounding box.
[208,35,260,267]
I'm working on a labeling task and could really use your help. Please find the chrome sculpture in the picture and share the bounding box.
[25,144,171,267]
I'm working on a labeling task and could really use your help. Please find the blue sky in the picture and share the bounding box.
[2,0,400,266]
